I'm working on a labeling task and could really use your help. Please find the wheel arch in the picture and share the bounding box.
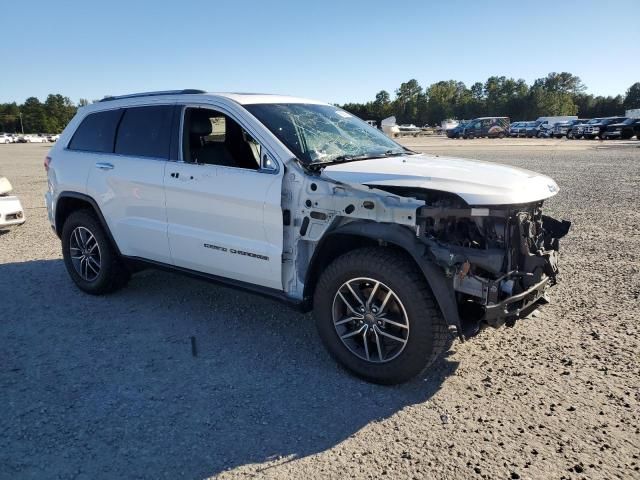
[55,192,122,256]
[303,221,461,334]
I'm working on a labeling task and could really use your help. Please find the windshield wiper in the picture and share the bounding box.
[307,150,408,170]
[383,150,407,157]
[309,154,375,168]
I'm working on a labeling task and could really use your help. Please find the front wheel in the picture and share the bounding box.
[61,210,130,294]
[314,248,449,384]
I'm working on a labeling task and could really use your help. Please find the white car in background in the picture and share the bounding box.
[0,176,26,228]
[0,133,13,144]
[47,134,60,142]
[19,134,48,143]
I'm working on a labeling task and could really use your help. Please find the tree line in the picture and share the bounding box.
[340,73,640,126]
[1,74,638,133]
[0,95,92,134]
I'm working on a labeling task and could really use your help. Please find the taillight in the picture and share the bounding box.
[44,155,52,172]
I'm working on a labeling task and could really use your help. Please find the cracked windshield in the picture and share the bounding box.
[246,103,405,165]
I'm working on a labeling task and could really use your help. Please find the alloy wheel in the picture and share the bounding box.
[69,226,102,281]
[332,277,410,363]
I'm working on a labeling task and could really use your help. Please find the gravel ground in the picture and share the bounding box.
[1,139,639,479]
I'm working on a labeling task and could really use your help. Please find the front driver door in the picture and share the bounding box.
[164,106,283,291]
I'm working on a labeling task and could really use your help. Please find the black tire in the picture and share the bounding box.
[314,247,449,384]
[61,209,130,295]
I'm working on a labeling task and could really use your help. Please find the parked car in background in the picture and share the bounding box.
[554,119,588,138]
[18,134,48,143]
[537,123,558,138]
[398,124,422,136]
[462,117,509,138]
[509,121,525,137]
[523,121,539,138]
[0,133,13,144]
[47,134,60,142]
[0,176,25,228]
[446,121,469,139]
[583,117,627,139]
[568,120,593,139]
[533,116,577,138]
[602,118,640,140]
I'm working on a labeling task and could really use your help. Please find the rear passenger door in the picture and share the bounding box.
[84,104,177,264]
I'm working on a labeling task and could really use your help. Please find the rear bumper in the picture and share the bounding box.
[0,195,26,227]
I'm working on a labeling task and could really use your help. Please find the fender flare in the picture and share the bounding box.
[315,221,462,335]
[55,191,122,256]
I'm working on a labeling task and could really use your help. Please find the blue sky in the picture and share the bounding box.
[2,0,638,104]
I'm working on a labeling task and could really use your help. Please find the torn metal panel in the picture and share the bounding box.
[280,159,424,299]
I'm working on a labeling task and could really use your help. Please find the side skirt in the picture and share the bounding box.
[122,256,307,311]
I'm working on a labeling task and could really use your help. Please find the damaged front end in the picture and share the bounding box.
[409,189,571,333]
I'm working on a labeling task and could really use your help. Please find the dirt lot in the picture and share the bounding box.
[1,138,639,479]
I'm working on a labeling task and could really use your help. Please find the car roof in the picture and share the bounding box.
[95,90,327,107]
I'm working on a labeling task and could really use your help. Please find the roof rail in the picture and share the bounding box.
[99,89,206,102]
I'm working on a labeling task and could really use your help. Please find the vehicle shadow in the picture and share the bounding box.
[0,259,458,479]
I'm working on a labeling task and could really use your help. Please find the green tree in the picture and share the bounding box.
[425,80,460,124]
[394,79,422,123]
[21,97,49,133]
[623,82,640,110]
[529,73,582,116]
[0,103,21,132]
[372,90,393,120]
[44,94,76,132]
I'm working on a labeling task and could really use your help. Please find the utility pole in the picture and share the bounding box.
[19,112,24,134]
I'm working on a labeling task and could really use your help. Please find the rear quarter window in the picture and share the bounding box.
[115,105,174,159]
[68,109,123,153]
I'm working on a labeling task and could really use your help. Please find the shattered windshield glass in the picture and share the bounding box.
[245,103,405,165]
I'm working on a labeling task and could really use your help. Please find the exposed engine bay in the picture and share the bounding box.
[384,186,572,328]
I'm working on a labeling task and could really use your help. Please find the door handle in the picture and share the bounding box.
[95,162,114,170]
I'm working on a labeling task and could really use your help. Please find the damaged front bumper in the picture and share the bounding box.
[423,207,571,332]
[455,269,552,327]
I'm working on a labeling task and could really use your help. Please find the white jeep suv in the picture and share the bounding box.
[45,90,570,384]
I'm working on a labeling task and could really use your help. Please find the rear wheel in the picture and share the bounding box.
[61,210,130,294]
[314,247,449,384]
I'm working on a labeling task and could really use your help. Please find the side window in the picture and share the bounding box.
[182,108,260,170]
[68,109,123,153]
[115,105,173,159]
